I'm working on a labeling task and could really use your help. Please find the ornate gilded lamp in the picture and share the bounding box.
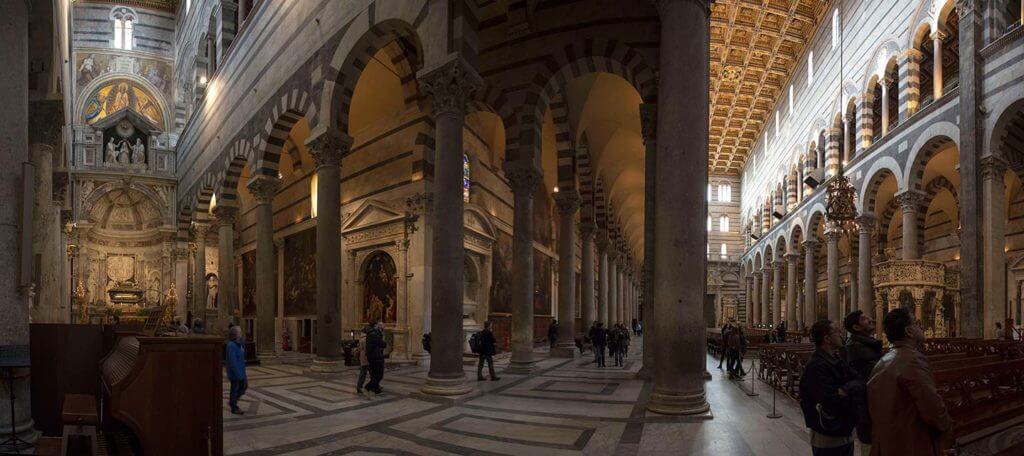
[825,164,858,233]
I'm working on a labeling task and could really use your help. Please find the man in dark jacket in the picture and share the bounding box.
[717,322,731,369]
[226,326,247,415]
[777,320,787,342]
[548,320,558,349]
[726,322,746,378]
[590,322,607,367]
[476,320,501,381]
[364,321,386,395]
[800,319,862,456]
[842,310,881,452]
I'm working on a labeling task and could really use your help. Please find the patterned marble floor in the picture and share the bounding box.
[223,338,821,455]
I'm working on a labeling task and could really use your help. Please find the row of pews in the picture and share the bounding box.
[751,335,1024,442]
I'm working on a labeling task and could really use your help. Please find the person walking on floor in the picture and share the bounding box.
[619,323,631,359]
[548,319,558,350]
[364,321,387,395]
[226,325,248,415]
[355,324,371,397]
[841,310,882,455]
[868,307,952,456]
[476,320,501,381]
[718,322,732,369]
[726,321,747,379]
[799,319,863,456]
[591,322,608,367]
[610,324,626,367]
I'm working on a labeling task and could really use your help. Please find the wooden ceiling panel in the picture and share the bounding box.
[708,0,831,174]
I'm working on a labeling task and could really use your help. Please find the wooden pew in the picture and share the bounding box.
[933,358,1024,440]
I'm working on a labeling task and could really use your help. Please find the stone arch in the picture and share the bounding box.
[177,204,193,240]
[754,251,764,271]
[76,73,173,132]
[989,98,1024,169]
[862,40,903,90]
[905,124,960,190]
[253,107,308,179]
[193,184,215,223]
[215,140,256,206]
[81,180,166,224]
[858,157,904,213]
[923,175,959,224]
[320,18,425,136]
[511,39,657,164]
[789,223,805,255]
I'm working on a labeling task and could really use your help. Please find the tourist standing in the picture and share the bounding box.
[995,321,1005,340]
[548,319,558,350]
[868,308,952,456]
[726,322,746,379]
[799,319,862,456]
[842,310,881,455]
[355,324,370,397]
[776,320,787,342]
[476,320,500,381]
[717,322,731,369]
[591,322,608,367]
[364,321,386,395]
[226,325,248,415]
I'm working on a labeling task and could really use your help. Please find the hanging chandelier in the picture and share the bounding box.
[825,0,858,234]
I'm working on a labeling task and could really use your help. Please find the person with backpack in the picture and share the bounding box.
[364,321,386,395]
[590,322,608,367]
[355,324,371,397]
[799,319,863,456]
[473,320,500,381]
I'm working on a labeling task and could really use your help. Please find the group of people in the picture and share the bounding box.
[799,308,952,456]
[716,320,748,379]
[355,321,388,397]
[586,321,631,367]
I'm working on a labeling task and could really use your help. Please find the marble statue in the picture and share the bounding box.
[131,139,145,164]
[105,138,118,164]
[206,273,219,309]
[118,141,131,164]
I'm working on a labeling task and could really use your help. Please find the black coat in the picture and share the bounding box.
[799,349,863,438]
[366,328,386,362]
[843,333,883,443]
[589,327,607,346]
[479,328,497,356]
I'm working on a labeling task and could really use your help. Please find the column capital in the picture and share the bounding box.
[580,222,597,238]
[192,221,211,239]
[417,55,483,117]
[553,189,581,215]
[596,231,610,251]
[930,29,948,42]
[980,155,1009,182]
[785,252,800,262]
[639,103,658,144]
[856,212,877,233]
[212,204,238,226]
[505,162,544,195]
[773,259,785,269]
[305,127,353,168]
[900,48,924,61]
[802,238,820,252]
[894,189,928,210]
[954,0,977,19]
[247,174,282,204]
[824,224,844,243]
[651,0,713,17]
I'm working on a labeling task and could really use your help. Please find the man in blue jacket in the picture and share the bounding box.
[226,325,248,415]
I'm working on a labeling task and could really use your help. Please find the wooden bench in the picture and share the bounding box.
[933,358,1024,440]
[61,393,99,456]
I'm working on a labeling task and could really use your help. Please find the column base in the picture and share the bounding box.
[646,389,711,416]
[310,357,344,373]
[504,358,537,375]
[703,370,712,380]
[256,350,279,365]
[411,350,430,366]
[420,374,472,396]
[635,365,652,380]
[550,343,578,358]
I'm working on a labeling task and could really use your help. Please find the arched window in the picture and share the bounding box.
[719,215,730,232]
[707,184,712,202]
[718,183,732,202]
[720,243,728,259]
[111,7,136,50]
[463,154,471,203]
[707,215,712,232]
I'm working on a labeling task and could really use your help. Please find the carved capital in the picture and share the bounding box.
[980,156,1009,182]
[785,252,800,263]
[192,222,210,241]
[802,239,820,254]
[596,231,610,251]
[580,222,597,239]
[955,0,975,19]
[901,48,924,62]
[895,189,928,211]
[773,259,785,270]
[247,175,282,204]
[930,30,948,42]
[212,205,238,226]
[418,56,483,117]
[824,226,844,243]
[505,162,544,195]
[639,103,658,143]
[554,190,581,215]
[305,127,352,168]
[856,212,877,234]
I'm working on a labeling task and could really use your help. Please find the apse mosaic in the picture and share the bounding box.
[82,80,163,127]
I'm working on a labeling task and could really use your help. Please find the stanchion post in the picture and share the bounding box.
[746,358,759,397]
[766,379,782,419]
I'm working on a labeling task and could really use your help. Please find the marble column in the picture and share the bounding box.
[214,205,239,330]
[786,253,798,329]
[0,0,37,441]
[597,233,610,326]
[896,190,926,260]
[857,213,878,334]
[418,57,481,393]
[192,222,210,318]
[761,264,771,325]
[825,226,842,321]
[553,191,580,357]
[772,260,783,325]
[745,276,754,325]
[982,156,1008,338]
[932,31,946,100]
[248,175,280,359]
[306,128,352,373]
[609,252,619,325]
[640,101,657,377]
[752,271,761,326]
[31,143,63,323]
[506,163,544,373]
[581,223,596,329]
[647,0,711,416]
[803,239,819,325]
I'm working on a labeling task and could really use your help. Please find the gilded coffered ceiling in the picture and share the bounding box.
[709,0,832,175]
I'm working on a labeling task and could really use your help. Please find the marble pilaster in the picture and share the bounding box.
[803,239,819,326]
[580,223,596,329]
[785,253,798,329]
[825,225,842,321]
[982,156,1008,337]
[772,260,783,326]
[506,162,543,374]
[213,205,239,331]
[597,233,610,326]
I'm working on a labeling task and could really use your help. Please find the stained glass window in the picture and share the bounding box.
[463,154,471,203]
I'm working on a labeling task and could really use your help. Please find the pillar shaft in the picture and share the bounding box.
[552,191,580,357]
[772,260,783,325]
[982,157,1008,338]
[597,235,609,326]
[248,176,280,358]
[896,190,926,260]
[804,240,819,325]
[306,128,350,373]
[418,58,481,393]
[609,255,619,325]
[786,254,798,329]
[640,102,657,376]
[508,164,543,373]
[932,31,945,100]
[214,206,238,329]
[646,0,712,416]
[193,223,209,318]
[825,227,841,322]
[899,50,922,121]
[752,272,761,326]
[745,277,754,325]
[581,224,596,330]
[880,82,890,136]
[761,265,771,325]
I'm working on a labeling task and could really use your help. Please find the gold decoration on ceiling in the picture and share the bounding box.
[709,0,832,175]
[78,0,179,13]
